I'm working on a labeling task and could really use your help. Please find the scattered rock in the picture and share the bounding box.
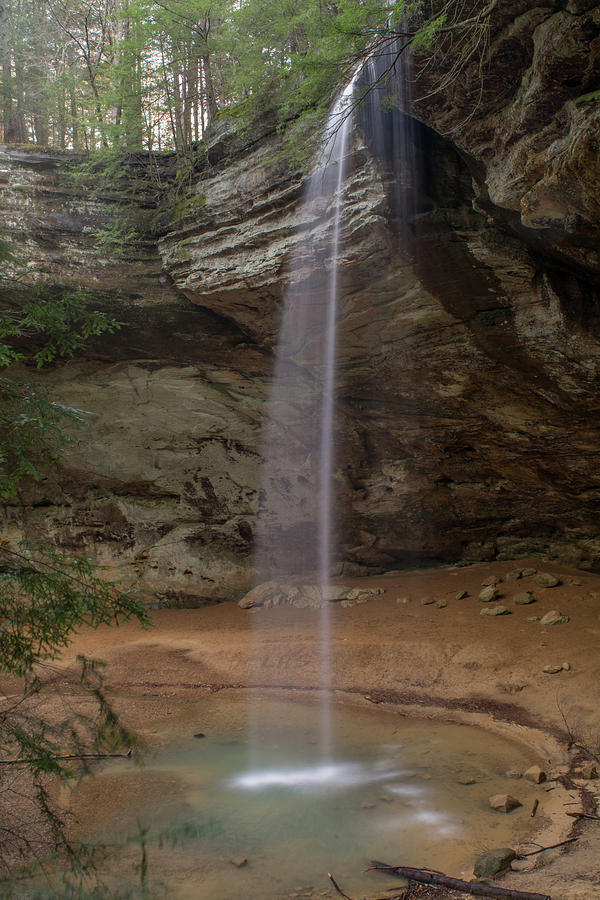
[434,600,447,609]
[506,571,522,582]
[457,775,477,785]
[520,568,537,577]
[231,857,248,868]
[571,578,586,586]
[543,665,564,674]
[513,592,536,605]
[193,732,206,739]
[379,794,394,802]
[360,801,376,809]
[524,765,546,784]
[505,770,522,779]
[562,662,571,671]
[347,587,384,601]
[540,610,569,626]
[481,605,511,616]
[479,586,498,602]
[489,794,522,813]
[325,585,353,601]
[473,848,517,878]
[527,615,540,622]
[422,598,436,605]
[580,763,598,780]
[455,590,468,600]
[482,576,502,587]
[534,572,560,588]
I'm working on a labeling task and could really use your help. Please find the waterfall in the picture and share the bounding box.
[251,73,359,758]
[252,42,415,759]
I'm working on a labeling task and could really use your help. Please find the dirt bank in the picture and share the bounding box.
[55,559,600,899]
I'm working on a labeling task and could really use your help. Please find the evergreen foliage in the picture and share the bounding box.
[0,0,492,153]
[0,269,147,876]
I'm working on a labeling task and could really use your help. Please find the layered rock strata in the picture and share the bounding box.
[1,1,600,604]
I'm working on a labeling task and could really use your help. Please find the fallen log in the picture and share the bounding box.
[368,861,551,900]
[566,812,600,821]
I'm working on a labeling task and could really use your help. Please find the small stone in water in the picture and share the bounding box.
[506,571,522,582]
[231,858,248,868]
[360,801,376,809]
[422,598,435,605]
[527,615,540,622]
[520,568,537,577]
[489,794,522,813]
[456,590,468,600]
[524,765,546,784]
[434,600,447,608]
[562,662,571,671]
[193,732,206,739]
[571,578,586,586]
[534,572,560,588]
[540,610,569,626]
[457,775,477,785]
[513,592,536,605]
[506,770,522,779]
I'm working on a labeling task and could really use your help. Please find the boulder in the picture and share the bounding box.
[473,848,517,878]
[489,794,522,813]
[506,571,522,582]
[534,573,560,588]
[524,765,546,784]
[479,586,498,603]
[513,592,536,605]
[540,610,569,626]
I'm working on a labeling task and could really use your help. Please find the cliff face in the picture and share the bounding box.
[2,0,600,604]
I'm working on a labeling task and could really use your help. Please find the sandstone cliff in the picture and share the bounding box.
[1,0,599,605]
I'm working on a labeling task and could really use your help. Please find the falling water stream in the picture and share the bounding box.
[252,68,362,759]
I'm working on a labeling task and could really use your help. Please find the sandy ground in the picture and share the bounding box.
[29,559,600,898]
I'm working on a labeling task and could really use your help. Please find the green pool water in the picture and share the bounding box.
[73,695,549,899]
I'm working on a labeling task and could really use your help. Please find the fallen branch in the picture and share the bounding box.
[368,862,551,900]
[328,873,403,900]
[566,812,600,821]
[519,837,577,857]
[0,749,133,766]
[531,799,539,818]
[328,873,354,900]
